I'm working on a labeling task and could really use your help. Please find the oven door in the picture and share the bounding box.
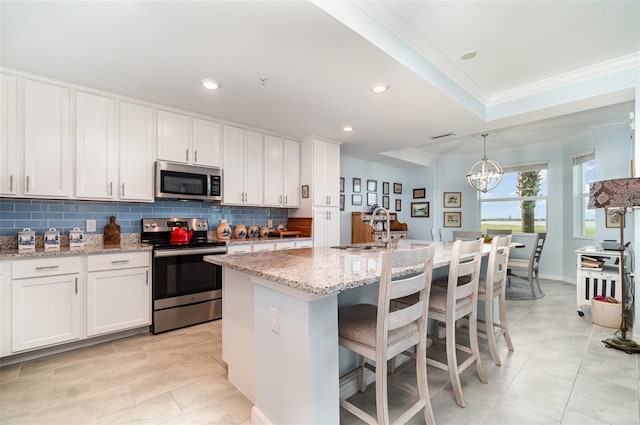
[153,248,223,310]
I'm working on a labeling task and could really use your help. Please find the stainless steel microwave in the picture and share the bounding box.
[155,161,223,202]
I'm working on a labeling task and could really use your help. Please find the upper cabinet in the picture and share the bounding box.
[223,125,264,205]
[119,102,154,201]
[24,79,73,198]
[0,73,18,196]
[157,111,221,167]
[312,138,340,208]
[264,135,300,208]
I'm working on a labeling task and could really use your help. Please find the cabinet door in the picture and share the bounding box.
[324,142,341,208]
[222,125,245,205]
[192,118,221,167]
[12,274,82,352]
[157,110,190,164]
[76,92,117,199]
[313,208,340,248]
[264,135,284,206]
[0,73,18,196]
[243,130,264,205]
[283,139,300,207]
[24,79,73,197]
[87,267,150,336]
[120,102,154,201]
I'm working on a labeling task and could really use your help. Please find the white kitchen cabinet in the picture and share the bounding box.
[75,92,117,199]
[227,243,253,254]
[24,79,73,198]
[119,101,155,201]
[295,239,313,249]
[274,241,296,250]
[0,262,10,357]
[222,125,264,205]
[157,110,191,164]
[264,136,300,208]
[86,251,150,337]
[0,73,18,196]
[192,118,221,167]
[11,256,82,352]
[312,139,340,208]
[313,208,340,248]
[283,139,300,207]
[252,242,275,252]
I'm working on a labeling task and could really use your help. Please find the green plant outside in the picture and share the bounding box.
[481,221,596,236]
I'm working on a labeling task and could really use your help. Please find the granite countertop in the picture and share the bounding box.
[205,240,467,296]
[223,237,312,245]
[0,243,152,259]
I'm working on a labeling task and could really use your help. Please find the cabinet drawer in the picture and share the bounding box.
[274,241,295,250]
[253,243,275,252]
[227,244,252,254]
[87,251,150,271]
[12,256,82,279]
[295,240,313,249]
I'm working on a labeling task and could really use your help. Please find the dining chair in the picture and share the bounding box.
[452,231,482,241]
[338,245,437,425]
[431,228,442,241]
[507,232,547,298]
[486,229,512,236]
[478,235,513,366]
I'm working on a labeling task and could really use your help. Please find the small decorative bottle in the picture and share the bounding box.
[233,224,247,239]
[216,221,232,240]
[247,225,259,238]
[259,226,270,238]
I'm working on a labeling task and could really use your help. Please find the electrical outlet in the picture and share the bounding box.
[221,219,227,224]
[270,307,279,333]
[86,219,96,232]
[268,219,273,228]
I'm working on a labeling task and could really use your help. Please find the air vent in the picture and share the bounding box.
[431,132,456,140]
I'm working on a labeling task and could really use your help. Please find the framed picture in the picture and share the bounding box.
[382,195,390,209]
[367,179,377,192]
[411,202,430,217]
[443,191,461,208]
[352,194,362,206]
[413,188,425,199]
[367,192,377,206]
[444,211,462,227]
[383,181,390,195]
[340,177,345,193]
[394,183,402,194]
[605,207,623,228]
[395,199,402,211]
[353,177,361,193]
[301,185,309,199]
[340,194,345,211]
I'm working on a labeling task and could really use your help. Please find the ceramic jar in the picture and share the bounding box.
[259,226,270,238]
[233,224,247,239]
[247,225,259,238]
[69,227,85,249]
[216,221,232,240]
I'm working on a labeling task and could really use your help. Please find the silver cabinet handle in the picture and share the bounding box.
[26,176,30,192]
[186,149,189,162]
[284,195,288,205]
[35,265,59,270]
[110,182,113,196]
[194,150,198,163]
[279,195,283,204]
[75,277,78,294]
[111,260,130,264]
[121,183,125,197]
[9,175,13,191]
[146,270,149,285]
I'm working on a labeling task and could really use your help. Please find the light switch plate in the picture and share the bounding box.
[268,219,273,228]
[270,307,279,333]
[86,219,96,232]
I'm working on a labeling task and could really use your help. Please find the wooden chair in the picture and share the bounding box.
[338,245,436,425]
[507,232,546,298]
[431,228,442,241]
[478,235,513,366]
[452,231,482,241]
[486,229,512,237]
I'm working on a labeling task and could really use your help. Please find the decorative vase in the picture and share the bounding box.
[233,224,247,239]
[216,222,231,240]
[248,225,259,238]
[259,226,270,238]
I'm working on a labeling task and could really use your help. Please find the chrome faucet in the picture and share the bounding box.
[370,207,391,248]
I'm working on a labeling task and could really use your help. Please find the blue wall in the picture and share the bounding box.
[0,199,289,237]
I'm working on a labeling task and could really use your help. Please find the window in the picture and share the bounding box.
[480,162,548,234]
[573,152,596,237]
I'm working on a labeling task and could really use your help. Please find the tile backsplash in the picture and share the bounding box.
[0,199,289,237]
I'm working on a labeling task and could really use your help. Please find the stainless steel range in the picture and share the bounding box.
[141,218,226,334]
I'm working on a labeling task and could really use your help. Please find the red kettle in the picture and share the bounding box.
[170,227,193,244]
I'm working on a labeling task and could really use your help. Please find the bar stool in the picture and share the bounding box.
[338,245,437,425]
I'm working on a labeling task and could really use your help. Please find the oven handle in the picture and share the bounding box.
[154,247,227,258]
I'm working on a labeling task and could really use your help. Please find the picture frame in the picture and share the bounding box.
[340,177,345,193]
[367,192,377,206]
[443,211,462,227]
[410,202,430,217]
[443,191,461,208]
[353,177,361,193]
[395,199,402,211]
[605,207,623,228]
[301,185,309,199]
[352,194,362,206]
[382,195,390,209]
[413,188,425,199]
[340,194,345,211]
[382,181,390,195]
[367,179,377,192]
[394,183,402,194]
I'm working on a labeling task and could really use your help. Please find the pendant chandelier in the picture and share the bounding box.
[466,133,504,193]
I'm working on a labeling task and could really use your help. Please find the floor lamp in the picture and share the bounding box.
[588,177,640,353]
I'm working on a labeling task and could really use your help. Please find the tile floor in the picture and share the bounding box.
[1,279,638,425]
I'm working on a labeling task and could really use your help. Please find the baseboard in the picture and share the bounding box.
[251,406,272,425]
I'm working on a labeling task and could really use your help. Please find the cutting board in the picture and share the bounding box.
[269,230,301,239]
[103,216,121,246]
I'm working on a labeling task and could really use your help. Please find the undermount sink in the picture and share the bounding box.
[331,243,386,251]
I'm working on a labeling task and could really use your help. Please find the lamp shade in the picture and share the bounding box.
[588,177,640,209]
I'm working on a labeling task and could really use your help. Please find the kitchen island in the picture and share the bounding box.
[204,241,487,425]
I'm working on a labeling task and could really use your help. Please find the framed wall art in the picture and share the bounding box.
[382,195,390,209]
[413,188,425,199]
[340,194,345,211]
[301,185,309,199]
[410,202,429,217]
[352,194,362,206]
[367,179,377,192]
[383,181,390,195]
[444,211,462,227]
[340,177,345,193]
[394,183,402,194]
[605,207,623,228]
[353,178,361,193]
[367,192,377,206]
[443,191,461,208]
[395,199,402,211]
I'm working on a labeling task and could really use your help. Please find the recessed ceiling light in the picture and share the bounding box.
[343,126,355,132]
[201,79,221,90]
[460,50,477,60]
[370,83,389,94]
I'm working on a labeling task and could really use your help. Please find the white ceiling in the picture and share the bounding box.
[1,1,638,166]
